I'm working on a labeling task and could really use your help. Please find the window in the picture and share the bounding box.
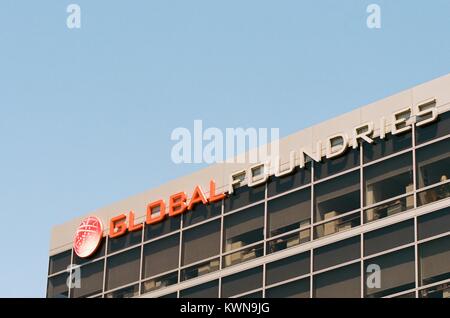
[267,188,311,237]
[266,252,310,286]
[364,152,413,206]
[108,230,141,254]
[416,109,450,145]
[105,247,141,291]
[419,236,450,286]
[364,195,414,223]
[223,204,264,252]
[266,278,310,298]
[105,284,139,298]
[159,292,178,298]
[71,260,104,298]
[314,148,359,180]
[223,244,264,268]
[418,208,450,240]
[364,220,414,256]
[313,263,360,298]
[237,291,263,298]
[363,132,412,163]
[267,229,310,253]
[267,163,311,198]
[142,234,179,279]
[183,201,221,227]
[224,184,265,213]
[182,220,221,266]
[47,272,69,298]
[181,258,220,281]
[221,267,263,298]
[48,250,72,275]
[141,271,178,294]
[144,215,181,241]
[313,236,360,272]
[419,282,450,298]
[364,247,415,298]
[180,280,219,298]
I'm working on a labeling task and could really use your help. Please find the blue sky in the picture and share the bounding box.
[0,0,449,297]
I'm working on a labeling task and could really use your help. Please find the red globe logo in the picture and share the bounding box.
[73,216,103,258]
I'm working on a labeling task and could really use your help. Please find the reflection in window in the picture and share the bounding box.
[181,258,220,281]
[48,250,72,275]
[47,272,69,298]
[182,220,220,266]
[183,200,221,227]
[313,263,360,298]
[267,228,310,254]
[223,204,264,252]
[416,109,450,145]
[267,163,311,197]
[180,280,219,298]
[105,284,139,298]
[266,252,310,286]
[223,244,264,268]
[314,171,360,222]
[364,247,415,298]
[419,236,450,286]
[142,234,179,279]
[108,230,141,254]
[364,152,413,206]
[71,260,104,298]
[363,132,412,163]
[105,247,141,291]
[266,278,310,298]
[314,148,360,180]
[141,271,178,294]
[419,282,450,298]
[268,188,311,237]
[221,267,263,298]
[144,215,180,241]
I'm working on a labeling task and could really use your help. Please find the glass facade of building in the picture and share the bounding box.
[47,110,450,298]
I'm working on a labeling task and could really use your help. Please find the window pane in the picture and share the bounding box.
[268,188,311,237]
[418,208,450,240]
[363,132,412,163]
[416,109,450,145]
[364,152,413,206]
[106,247,141,291]
[180,280,219,298]
[181,258,220,281]
[313,236,360,271]
[159,292,178,298]
[314,212,360,239]
[224,184,265,213]
[183,201,221,227]
[418,183,450,206]
[221,267,263,298]
[142,234,179,279]
[108,230,141,254]
[267,228,310,254]
[364,195,414,223]
[144,215,181,241]
[266,252,310,286]
[314,148,360,180]
[266,278,310,298]
[364,220,414,256]
[223,244,264,268]
[238,291,263,298]
[182,220,220,266]
[48,250,72,275]
[47,272,69,298]
[364,247,415,298]
[73,238,106,265]
[314,171,360,222]
[267,163,311,198]
[141,271,178,294]
[71,260,104,298]
[419,282,450,298]
[416,137,450,188]
[313,263,360,298]
[419,236,450,286]
[105,284,139,298]
[224,204,264,252]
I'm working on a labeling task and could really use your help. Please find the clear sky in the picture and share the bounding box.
[0,0,449,297]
